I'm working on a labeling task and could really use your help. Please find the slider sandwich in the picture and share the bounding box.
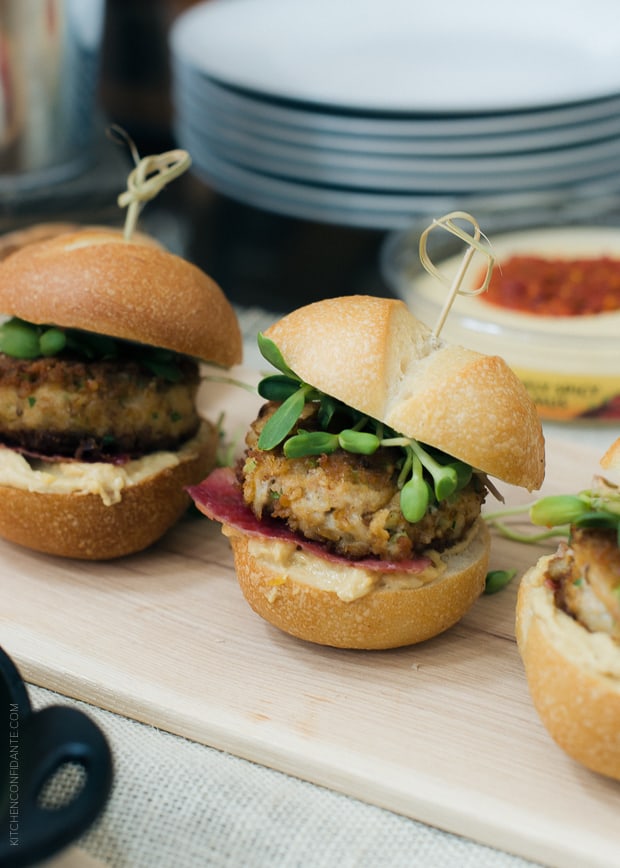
[0,227,242,559]
[516,439,620,780]
[190,295,545,649]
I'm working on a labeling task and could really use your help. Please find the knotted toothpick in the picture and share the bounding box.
[110,125,192,241]
[419,211,495,339]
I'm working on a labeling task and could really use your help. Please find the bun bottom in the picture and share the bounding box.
[0,422,217,560]
[226,519,490,649]
[516,555,620,781]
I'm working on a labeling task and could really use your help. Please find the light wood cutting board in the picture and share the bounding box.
[0,374,617,868]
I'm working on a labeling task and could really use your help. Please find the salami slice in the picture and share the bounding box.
[187,467,432,573]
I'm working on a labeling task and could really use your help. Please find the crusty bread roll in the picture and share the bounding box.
[226,518,490,649]
[191,294,545,649]
[0,223,164,266]
[0,227,242,559]
[516,553,620,781]
[0,227,242,367]
[265,294,545,490]
[0,422,217,560]
[0,223,81,261]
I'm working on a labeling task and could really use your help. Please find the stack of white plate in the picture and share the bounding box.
[170,0,620,229]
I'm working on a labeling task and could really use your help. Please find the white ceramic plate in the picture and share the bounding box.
[175,92,620,188]
[175,120,620,228]
[171,0,620,112]
[172,70,620,157]
[171,58,620,137]
[176,111,620,194]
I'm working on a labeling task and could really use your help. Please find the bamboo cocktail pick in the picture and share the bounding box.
[110,125,192,241]
[418,211,495,339]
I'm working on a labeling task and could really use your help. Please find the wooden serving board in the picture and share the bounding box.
[0,374,617,868]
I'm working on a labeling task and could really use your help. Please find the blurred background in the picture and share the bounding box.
[0,0,619,418]
[0,0,397,312]
[3,0,619,317]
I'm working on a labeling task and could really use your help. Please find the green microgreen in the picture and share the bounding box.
[256,332,475,524]
[449,460,473,490]
[0,318,41,358]
[258,383,315,450]
[410,439,458,500]
[0,316,189,382]
[338,430,380,455]
[484,569,517,595]
[283,430,339,458]
[258,374,302,403]
[399,455,431,523]
[214,411,243,469]
[38,327,66,356]
[529,494,592,528]
[256,333,296,378]
[317,392,338,429]
[485,480,620,547]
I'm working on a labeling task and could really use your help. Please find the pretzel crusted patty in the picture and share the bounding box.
[0,352,201,460]
[547,526,620,642]
[239,401,486,561]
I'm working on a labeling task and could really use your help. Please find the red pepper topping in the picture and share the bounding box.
[481,255,620,316]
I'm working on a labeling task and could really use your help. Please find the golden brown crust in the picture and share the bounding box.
[0,228,242,367]
[0,223,163,262]
[226,518,490,649]
[264,295,544,490]
[0,423,217,560]
[516,554,620,780]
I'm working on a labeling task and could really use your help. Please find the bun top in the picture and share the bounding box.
[264,295,545,490]
[0,227,242,367]
[0,222,81,261]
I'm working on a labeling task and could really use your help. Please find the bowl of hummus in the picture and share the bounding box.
[382,224,620,423]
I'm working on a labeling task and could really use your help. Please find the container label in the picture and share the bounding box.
[514,369,620,421]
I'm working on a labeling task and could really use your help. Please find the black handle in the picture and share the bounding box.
[0,647,113,867]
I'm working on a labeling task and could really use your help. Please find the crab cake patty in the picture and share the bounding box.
[0,352,201,460]
[239,401,486,561]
